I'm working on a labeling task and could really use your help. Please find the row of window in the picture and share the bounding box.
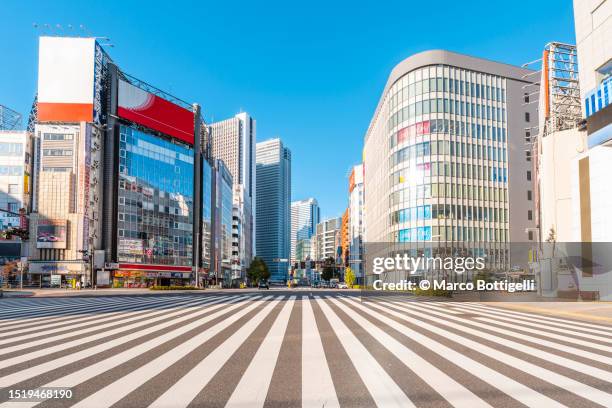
[391,163,508,185]
[0,166,23,176]
[389,77,506,111]
[392,140,507,167]
[397,225,509,243]
[389,98,506,130]
[391,203,508,225]
[43,133,74,141]
[389,183,509,206]
[43,149,73,157]
[391,119,507,147]
[0,142,24,156]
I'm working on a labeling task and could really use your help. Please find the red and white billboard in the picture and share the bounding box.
[118,80,194,145]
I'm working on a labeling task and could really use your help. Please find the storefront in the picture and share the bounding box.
[28,261,87,288]
[112,264,192,287]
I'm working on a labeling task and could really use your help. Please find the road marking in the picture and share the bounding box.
[225,296,296,407]
[301,296,339,408]
[315,296,415,408]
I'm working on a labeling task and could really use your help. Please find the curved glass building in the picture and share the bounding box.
[363,50,538,273]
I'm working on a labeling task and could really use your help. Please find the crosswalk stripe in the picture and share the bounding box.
[451,303,612,342]
[70,295,276,408]
[147,295,285,408]
[225,296,296,408]
[464,303,612,334]
[0,296,253,408]
[301,295,339,408]
[0,295,209,357]
[371,298,612,406]
[327,296,492,408]
[342,297,566,408]
[0,296,216,346]
[314,296,415,408]
[0,295,236,380]
[394,301,612,378]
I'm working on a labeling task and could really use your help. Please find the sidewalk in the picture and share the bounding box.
[0,288,235,298]
[491,301,612,324]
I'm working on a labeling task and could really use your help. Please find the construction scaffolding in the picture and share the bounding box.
[540,42,582,136]
[0,104,22,130]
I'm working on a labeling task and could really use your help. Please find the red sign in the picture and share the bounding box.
[118,80,194,145]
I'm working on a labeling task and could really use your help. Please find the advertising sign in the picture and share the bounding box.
[37,37,96,122]
[117,80,194,145]
[36,219,67,249]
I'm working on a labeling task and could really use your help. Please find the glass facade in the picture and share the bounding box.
[117,125,194,266]
[201,159,213,271]
[386,65,509,268]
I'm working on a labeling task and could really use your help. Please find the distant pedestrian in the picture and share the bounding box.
[76,281,81,290]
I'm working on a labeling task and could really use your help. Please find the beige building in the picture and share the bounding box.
[27,123,103,284]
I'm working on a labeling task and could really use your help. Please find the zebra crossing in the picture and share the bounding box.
[1,292,611,407]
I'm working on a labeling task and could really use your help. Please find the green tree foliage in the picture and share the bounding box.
[247,257,270,285]
[321,256,336,281]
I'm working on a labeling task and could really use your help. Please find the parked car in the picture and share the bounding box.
[337,282,348,289]
[258,280,269,290]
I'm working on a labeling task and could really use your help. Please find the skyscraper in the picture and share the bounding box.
[209,113,255,275]
[363,50,538,275]
[348,164,365,280]
[256,138,291,283]
[290,198,320,263]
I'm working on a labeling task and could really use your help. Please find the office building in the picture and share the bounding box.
[572,0,612,241]
[209,113,255,274]
[0,130,31,231]
[313,217,342,262]
[348,164,365,279]
[363,50,538,276]
[290,198,319,262]
[28,36,211,287]
[212,159,233,286]
[256,138,291,283]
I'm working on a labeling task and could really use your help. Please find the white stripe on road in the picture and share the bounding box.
[372,299,612,407]
[301,296,339,408]
[225,296,296,408]
[328,297,491,408]
[343,297,566,408]
[71,296,276,408]
[315,296,415,408]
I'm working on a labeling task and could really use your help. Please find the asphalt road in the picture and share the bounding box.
[0,291,611,407]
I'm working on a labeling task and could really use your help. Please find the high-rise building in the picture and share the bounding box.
[572,0,612,241]
[290,198,319,262]
[212,159,233,286]
[256,138,291,283]
[209,113,256,273]
[28,36,212,287]
[313,217,342,262]
[0,130,31,230]
[341,208,349,264]
[348,164,365,280]
[363,50,538,275]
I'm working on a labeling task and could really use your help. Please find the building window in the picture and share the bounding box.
[525,131,531,143]
[7,202,18,213]
[524,93,530,103]
[43,149,73,157]
[8,184,19,194]
[525,150,532,161]
[527,170,531,181]
[527,190,532,201]
[528,230,534,241]
[525,112,530,122]
[528,210,533,221]
[43,133,73,141]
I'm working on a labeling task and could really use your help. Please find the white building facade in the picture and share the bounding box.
[290,198,319,263]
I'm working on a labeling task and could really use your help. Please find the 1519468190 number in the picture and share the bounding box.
[4,387,73,401]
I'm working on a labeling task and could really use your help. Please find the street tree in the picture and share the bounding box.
[247,257,270,285]
[344,267,355,287]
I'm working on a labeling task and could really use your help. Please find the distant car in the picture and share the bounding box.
[258,280,269,290]
[337,283,348,289]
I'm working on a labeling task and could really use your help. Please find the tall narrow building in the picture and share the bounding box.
[209,113,255,278]
[363,50,538,279]
[290,198,320,263]
[256,138,291,283]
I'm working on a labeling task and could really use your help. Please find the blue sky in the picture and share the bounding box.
[1,0,576,218]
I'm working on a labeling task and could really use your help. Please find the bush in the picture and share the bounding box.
[149,285,203,291]
[413,288,452,297]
